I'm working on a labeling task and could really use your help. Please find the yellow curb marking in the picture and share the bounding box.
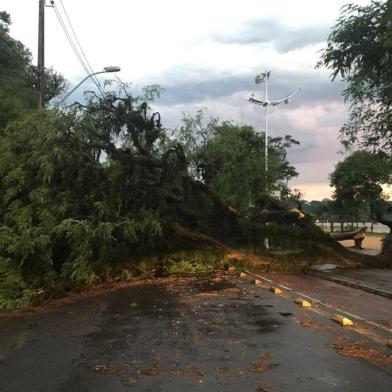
[331,314,354,326]
[295,298,312,307]
[271,287,282,294]
[254,279,263,286]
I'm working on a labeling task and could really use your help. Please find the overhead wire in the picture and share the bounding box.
[57,0,104,94]
[50,0,105,97]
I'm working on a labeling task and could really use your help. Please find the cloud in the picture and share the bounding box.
[154,66,345,109]
[210,18,329,53]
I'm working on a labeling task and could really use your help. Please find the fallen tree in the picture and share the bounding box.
[330,227,367,249]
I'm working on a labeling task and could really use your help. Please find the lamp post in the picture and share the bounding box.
[249,71,300,249]
[57,66,121,106]
[249,71,300,190]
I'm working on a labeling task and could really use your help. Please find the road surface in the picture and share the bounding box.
[0,272,391,391]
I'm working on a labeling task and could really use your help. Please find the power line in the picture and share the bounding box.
[57,0,104,94]
[50,1,104,97]
[51,3,89,75]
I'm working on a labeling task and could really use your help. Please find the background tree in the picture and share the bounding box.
[329,151,392,229]
[318,0,392,153]
[174,111,299,216]
[0,11,64,129]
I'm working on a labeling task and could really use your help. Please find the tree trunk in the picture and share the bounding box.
[168,223,229,250]
[330,227,367,249]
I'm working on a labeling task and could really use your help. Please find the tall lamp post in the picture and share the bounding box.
[57,66,121,106]
[249,70,300,248]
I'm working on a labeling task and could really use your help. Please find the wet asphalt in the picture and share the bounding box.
[0,272,391,391]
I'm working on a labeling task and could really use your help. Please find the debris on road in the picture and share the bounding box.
[248,362,279,373]
[331,342,392,365]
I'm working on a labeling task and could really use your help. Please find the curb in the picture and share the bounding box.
[245,269,392,336]
[306,271,392,300]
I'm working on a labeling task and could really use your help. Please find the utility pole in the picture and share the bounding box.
[37,0,45,108]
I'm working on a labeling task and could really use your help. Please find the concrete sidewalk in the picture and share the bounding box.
[308,268,392,299]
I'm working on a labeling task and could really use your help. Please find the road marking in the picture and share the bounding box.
[245,270,392,337]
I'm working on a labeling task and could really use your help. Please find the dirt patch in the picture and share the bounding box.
[225,250,270,267]
[248,363,279,373]
[331,342,392,365]
[341,235,384,253]
[298,318,339,333]
[248,353,279,374]
[91,364,120,376]
[196,292,220,297]
[141,366,203,377]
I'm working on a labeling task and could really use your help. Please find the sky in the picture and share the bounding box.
[2,0,374,200]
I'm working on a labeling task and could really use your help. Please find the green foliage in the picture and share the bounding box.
[0,106,164,306]
[162,249,226,274]
[0,12,65,130]
[329,151,392,222]
[318,0,392,153]
[173,111,299,216]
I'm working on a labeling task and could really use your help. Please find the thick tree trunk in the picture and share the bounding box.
[259,208,306,224]
[191,180,239,219]
[330,227,367,248]
[168,223,229,250]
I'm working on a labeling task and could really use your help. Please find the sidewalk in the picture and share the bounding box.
[260,271,392,330]
[308,268,392,299]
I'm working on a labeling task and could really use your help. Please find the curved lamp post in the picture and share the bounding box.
[57,66,121,106]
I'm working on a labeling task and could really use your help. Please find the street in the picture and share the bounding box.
[0,271,391,391]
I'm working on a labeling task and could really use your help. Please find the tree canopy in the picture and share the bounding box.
[329,150,392,227]
[0,11,65,129]
[318,0,392,153]
[174,109,299,215]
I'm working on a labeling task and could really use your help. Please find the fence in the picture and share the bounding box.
[316,222,389,234]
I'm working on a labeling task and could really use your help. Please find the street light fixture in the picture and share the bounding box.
[56,66,121,106]
[249,71,300,191]
[249,70,300,249]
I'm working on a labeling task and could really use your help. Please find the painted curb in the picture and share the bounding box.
[295,298,312,307]
[331,314,354,326]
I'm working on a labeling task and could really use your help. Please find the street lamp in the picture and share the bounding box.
[249,71,300,191]
[56,66,121,106]
[249,70,300,249]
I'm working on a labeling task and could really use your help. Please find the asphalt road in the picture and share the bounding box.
[0,272,391,391]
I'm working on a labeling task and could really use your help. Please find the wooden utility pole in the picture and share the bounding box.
[37,0,45,108]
